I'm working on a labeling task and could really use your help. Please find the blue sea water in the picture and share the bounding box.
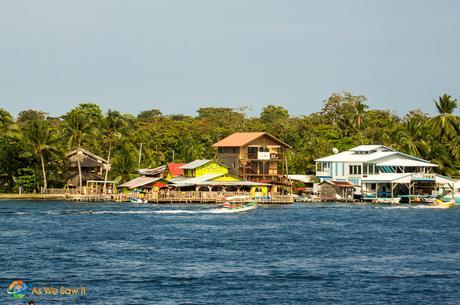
[0,201,459,305]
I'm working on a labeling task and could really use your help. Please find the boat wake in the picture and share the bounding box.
[380,205,449,209]
[71,208,254,215]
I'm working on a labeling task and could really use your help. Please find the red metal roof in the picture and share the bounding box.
[167,163,185,177]
[212,132,291,148]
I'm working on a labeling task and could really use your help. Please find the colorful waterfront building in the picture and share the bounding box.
[169,159,270,196]
[212,132,291,182]
[315,145,456,202]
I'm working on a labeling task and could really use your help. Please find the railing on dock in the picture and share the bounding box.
[44,187,293,203]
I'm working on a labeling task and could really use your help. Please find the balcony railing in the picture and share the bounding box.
[247,153,282,160]
[316,170,331,177]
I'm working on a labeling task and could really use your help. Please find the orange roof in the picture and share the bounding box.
[212,132,291,148]
[167,163,185,177]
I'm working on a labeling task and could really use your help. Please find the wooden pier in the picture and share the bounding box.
[65,191,293,204]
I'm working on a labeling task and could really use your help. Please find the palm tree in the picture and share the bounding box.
[395,118,423,156]
[63,110,99,192]
[102,110,127,193]
[22,120,58,191]
[0,108,19,136]
[431,94,459,140]
[112,143,137,183]
[351,101,369,144]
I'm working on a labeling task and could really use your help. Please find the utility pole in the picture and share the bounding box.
[138,143,143,169]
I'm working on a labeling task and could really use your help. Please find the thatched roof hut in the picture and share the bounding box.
[65,148,108,187]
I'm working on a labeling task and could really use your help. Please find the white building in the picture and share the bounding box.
[315,145,455,201]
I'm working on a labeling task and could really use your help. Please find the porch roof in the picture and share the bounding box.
[362,174,412,184]
[376,158,437,167]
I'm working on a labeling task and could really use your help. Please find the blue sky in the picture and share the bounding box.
[1,0,459,117]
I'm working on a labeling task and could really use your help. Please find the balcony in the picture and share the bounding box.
[316,170,331,178]
[247,153,282,160]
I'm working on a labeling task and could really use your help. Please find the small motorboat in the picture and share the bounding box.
[222,201,257,212]
[129,197,148,204]
[222,195,257,212]
[432,197,454,209]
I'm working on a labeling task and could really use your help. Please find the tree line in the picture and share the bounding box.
[0,92,459,193]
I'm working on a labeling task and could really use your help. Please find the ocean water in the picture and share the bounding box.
[0,201,459,305]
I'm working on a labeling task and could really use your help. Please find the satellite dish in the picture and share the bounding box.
[332,147,339,154]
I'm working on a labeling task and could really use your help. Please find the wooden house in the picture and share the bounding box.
[65,148,109,188]
[212,132,291,182]
[319,181,354,201]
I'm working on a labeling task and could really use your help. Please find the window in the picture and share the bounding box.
[349,165,362,175]
[318,162,330,171]
[218,147,239,153]
[369,164,375,175]
[363,163,375,175]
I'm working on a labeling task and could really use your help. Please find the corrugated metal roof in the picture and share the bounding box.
[315,145,434,165]
[66,148,108,165]
[169,174,223,187]
[288,175,313,183]
[361,174,412,183]
[180,160,212,169]
[349,145,389,152]
[315,150,399,162]
[181,173,223,184]
[212,132,291,148]
[138,165,166,176]
[320,180,355,187]
[118,177,164,189]
[167,163,185,177]
[376,158,437,167]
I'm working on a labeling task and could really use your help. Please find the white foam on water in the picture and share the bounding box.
[379,205,449,210]
[66,208,254,215]
[411,205,450,209]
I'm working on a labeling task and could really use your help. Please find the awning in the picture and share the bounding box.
[118,177,165,189]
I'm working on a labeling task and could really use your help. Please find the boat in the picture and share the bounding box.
[129,197,148,204]
[222,195,257,212]
[432,197,454,208]
[222,201,257,212]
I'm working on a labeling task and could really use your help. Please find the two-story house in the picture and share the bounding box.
[315,145,455,201]
[213,132,291,182]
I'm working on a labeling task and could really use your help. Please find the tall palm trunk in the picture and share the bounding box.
[103,141,112,194]
[39,152,48,192]
[77,157,83,194]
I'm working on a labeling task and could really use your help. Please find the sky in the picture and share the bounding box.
[1,0,459,118]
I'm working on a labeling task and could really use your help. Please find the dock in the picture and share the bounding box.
[66,191,293,204]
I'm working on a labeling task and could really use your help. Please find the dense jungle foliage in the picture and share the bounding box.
[0,92,459,192]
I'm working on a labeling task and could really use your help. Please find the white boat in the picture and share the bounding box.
[222,195,257,212]
[222,201,257,212]
[129,198,148,204]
